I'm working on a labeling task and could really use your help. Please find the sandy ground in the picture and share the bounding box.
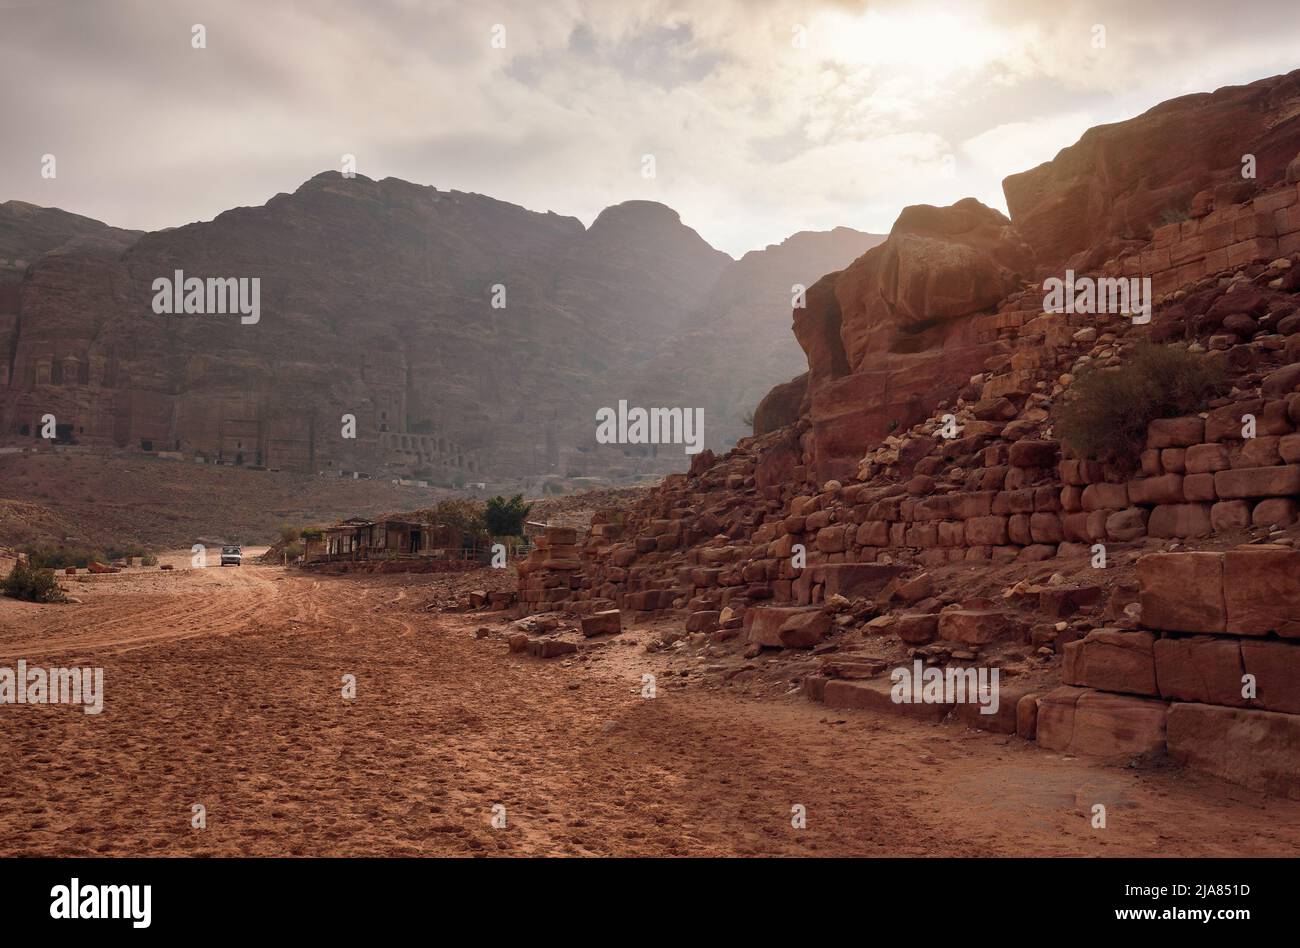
[1,560,1298,857]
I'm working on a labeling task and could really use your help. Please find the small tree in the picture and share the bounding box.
[3,561,66,603]
[483,494,532,538]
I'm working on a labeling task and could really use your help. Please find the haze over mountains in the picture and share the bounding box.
[0,176,881,483]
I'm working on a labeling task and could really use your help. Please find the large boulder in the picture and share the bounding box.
[752,373,808,436]
[792,198,1032,483]
[833,198,1034,370]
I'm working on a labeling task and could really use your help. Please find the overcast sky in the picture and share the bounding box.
[2,0,1298,257]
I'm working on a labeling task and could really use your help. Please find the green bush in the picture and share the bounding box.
[409,499,490,549]
[279,524,302,544]
[22,545,105,569]
[484,494,532,538]
[1055,343,1227,467]
[3,561,66,603]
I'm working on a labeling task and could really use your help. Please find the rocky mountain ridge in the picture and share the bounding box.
[0,174,881,482]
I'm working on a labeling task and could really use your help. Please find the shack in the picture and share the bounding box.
[303,518,425,563]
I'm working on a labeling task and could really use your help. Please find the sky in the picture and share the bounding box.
[2,0,1299,257]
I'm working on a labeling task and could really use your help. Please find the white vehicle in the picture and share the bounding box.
[219,545,242,566]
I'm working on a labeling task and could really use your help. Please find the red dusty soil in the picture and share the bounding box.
[1,560,1297,857]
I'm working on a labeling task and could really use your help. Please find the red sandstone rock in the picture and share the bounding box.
[1240,639,1300,714]
[580,609,622,637]
[1183,472,1218,502]
[1147,503,1212,539]
[1004,69,1300,269]
[937,609,1018,645]
[822,677,952,721]
[1154,635,1248,707]
[1105,507,1149,541]
[895,614,939,644]
[1205,400,1263,442]
[1063,629,1158,696]
[777,608,832,648]
[1137,552,1226,633]
[1211,499,1253,531]
[1185,442,1231,473]
[746,606,828,649]
[834,198,1033,369]
[1262,362,1300,396]
[752,373,808,436]
[1167,703,1300,799]
[1016,692,1040,740]
[1081,482,1129,510]
[1127,474,1185,505]
[529,639,578,659]
[1035,686,1168,758]
[790,271,853,392]
[1216,464,1300,498]
[965,515,1009,545]
[1008,440,1058,468]
[954,678,1038,735]
[1147,417,1205,449]
[1253,497,1298,527]
[821,562,903,599]
[1223,547,1300,638]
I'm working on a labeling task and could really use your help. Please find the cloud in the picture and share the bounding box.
[0,0,1297,255]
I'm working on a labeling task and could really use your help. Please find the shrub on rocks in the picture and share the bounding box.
[1055,343,1227,467]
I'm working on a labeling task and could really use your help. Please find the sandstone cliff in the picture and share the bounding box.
[526,67,1300,798]
[1005,68,1300,273]
[763,67,1300,485]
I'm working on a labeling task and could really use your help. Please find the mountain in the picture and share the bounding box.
[0,175,879,482]
[0,200,140,285]
[624,227,885,454]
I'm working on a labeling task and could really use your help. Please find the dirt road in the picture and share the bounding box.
[2,562,1296,857]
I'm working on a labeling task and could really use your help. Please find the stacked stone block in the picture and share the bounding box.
[1042,548,1300,798]
[516,525,587,613]
[1123,182,1300,295]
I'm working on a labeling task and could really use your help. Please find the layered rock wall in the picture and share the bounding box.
[1044,548,1300,797]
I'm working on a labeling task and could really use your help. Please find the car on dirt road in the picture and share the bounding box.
[219,545,242,566]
